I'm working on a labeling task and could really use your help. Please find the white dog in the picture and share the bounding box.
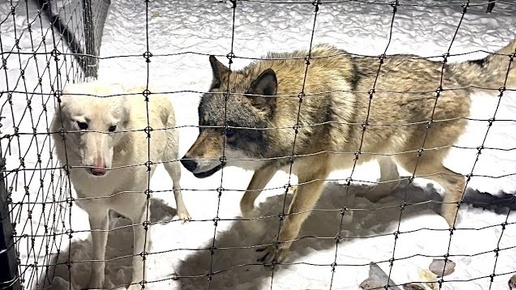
[51,81,190,289]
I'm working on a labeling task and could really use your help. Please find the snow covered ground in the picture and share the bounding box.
[1,0,516,289]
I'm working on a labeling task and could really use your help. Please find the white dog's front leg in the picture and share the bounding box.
[88,210,109,289]
[127,208,149,290]
[165,161,191,222]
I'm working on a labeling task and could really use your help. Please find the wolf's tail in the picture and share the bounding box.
[449,39,516,92]
[463,189,516,215]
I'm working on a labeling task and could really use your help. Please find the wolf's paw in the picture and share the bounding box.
[240,203,258,219]
[360,179,399,203]
[256,243,290,267]
[243,219,266,237]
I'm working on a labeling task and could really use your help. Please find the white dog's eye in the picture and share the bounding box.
[77,121,88,130]
[108,125,117,132]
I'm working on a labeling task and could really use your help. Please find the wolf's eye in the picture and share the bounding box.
[210,81,221,90]
[223,128,236,138]
[77,121,88,130]
[108,125,117,132]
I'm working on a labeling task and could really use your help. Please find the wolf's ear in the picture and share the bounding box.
[246,68,278,114]
[209,55,230,89]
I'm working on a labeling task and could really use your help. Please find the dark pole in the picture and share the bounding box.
[0,158,21,290]
[82,0,98,78]
[33,0,98,78]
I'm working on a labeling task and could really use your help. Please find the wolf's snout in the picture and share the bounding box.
[180,156,198,172]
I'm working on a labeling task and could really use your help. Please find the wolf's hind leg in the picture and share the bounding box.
[396,154,465,227]
[362,156,400,202]
[439,170,465,227]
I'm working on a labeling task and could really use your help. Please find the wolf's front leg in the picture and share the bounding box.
[257,169,327,265]
[240,165,277,218]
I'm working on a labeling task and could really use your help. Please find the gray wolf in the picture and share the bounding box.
[181,40,516,265]
[51,81,190,289]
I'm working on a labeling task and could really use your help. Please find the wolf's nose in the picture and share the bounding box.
[180,157,197,172]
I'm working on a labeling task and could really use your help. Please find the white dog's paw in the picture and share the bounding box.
[126,283,144,290]
[177,210,191,223]
[87,271,105,289]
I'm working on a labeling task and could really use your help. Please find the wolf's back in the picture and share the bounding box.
[448,40,516,91]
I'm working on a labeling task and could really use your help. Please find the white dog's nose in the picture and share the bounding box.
[90,167,107,176]
[89,155,107,176]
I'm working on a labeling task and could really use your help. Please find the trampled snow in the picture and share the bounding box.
[1,0,516,289]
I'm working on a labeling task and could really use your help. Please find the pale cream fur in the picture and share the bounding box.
[51,81,190,289]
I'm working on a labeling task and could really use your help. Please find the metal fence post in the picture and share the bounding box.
[82,0,98,78]
[34,0,111,79]
[0,158,21,290]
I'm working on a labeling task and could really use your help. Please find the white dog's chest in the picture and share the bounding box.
[69,166,154,199]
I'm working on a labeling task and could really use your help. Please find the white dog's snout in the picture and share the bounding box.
[81,132,112,176]
[90,154,107,176]
[93,154,105,168]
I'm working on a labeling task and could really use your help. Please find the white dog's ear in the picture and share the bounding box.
[58,83,79,109]
[60,81,96,107]
[209,55,230,89]
[245,68,278,116]
[113,95,130,127]
[108,83,127,96]
[53,92,72,127]
[61,82,80,97]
